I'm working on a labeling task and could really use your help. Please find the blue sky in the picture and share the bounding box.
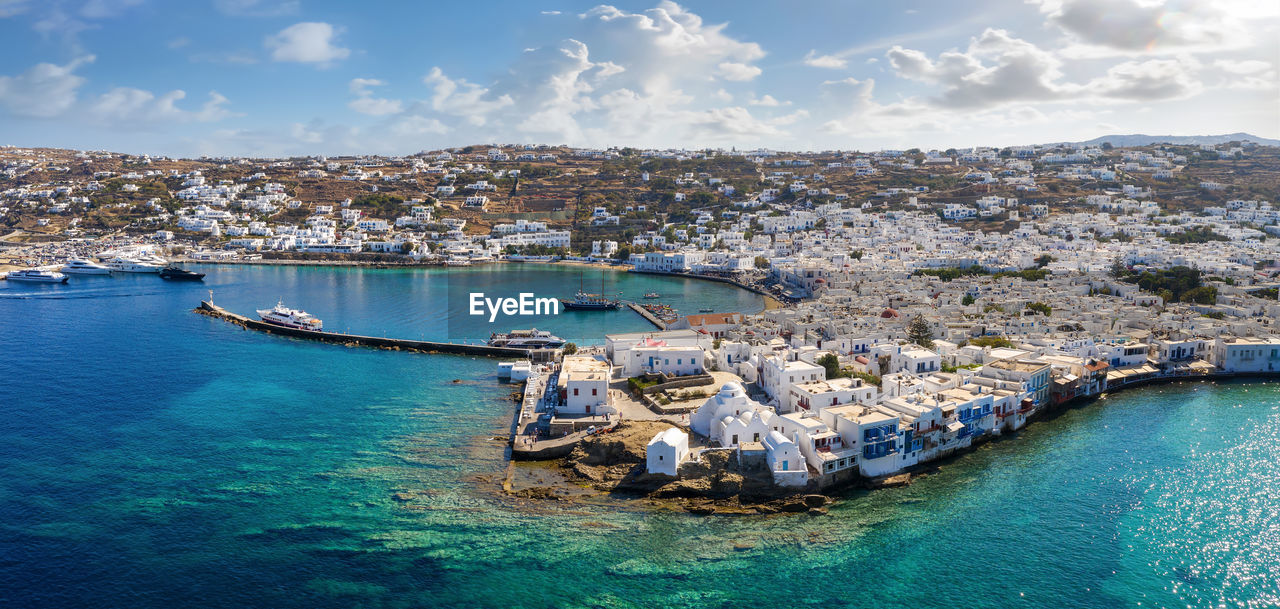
[0,0,1276,157]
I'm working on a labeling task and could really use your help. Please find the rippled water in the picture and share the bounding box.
[1,264,1277,608]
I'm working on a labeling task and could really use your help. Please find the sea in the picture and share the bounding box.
[1,263,1277,609]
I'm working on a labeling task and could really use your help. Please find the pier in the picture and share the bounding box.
[195,300,557,361]
[624,301,668,330]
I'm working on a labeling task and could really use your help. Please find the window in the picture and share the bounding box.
[591,388,597,396]
[573,388,578,396]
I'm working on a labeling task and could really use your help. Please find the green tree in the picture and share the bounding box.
[1034,254,1054,268]
[562,343,578,355]
[907,314,934,349]
[1110,257,1127,278]
[817,353,843,379]
[962,293,975,306]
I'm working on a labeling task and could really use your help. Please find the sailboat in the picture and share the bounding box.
[560,273,620,310]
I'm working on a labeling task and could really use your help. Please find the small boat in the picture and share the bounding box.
[159,266,206,281]
[561,291,620,310]
[61,259,111,275]
[699,308,714,313]
[643,292,661,299]
[5,269,69,283]
[444,258,472,267]
[257,301,323,331]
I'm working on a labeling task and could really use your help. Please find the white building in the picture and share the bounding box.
[645,428,689,477]
[558,356,613,415]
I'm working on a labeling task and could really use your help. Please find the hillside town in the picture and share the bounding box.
[5,140,1280,491]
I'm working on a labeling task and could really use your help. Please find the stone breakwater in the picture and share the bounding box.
[195,300,551,359]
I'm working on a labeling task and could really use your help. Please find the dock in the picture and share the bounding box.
[625,301,668,330]
[196,300,557,360]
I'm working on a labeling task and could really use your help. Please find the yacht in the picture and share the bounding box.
[159,266,205,281]
[257,301,323,331]
[444,258,472,267]
[488,329,566,349]
[61,259,111,275]
[6,269,69,283]
[107,257,162,273]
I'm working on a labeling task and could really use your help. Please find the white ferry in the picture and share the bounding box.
[256,301,323,331]
[6,269,69,283]
[61,259,112,275]
[107,257,163,273]
[488,329,566,349]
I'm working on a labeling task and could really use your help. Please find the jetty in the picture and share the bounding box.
[196,300,557,361]
[624,301,668,330]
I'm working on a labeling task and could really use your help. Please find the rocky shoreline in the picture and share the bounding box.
[503,420,909,515]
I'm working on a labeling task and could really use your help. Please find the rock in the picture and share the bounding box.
[731,541,755,551]
[877,473,912,488]
[807,507,828,516]
[779,500,808,513]
[688,505,716,515]
[802,494,828,508]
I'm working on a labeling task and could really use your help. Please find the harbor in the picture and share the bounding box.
[195,300,559,361]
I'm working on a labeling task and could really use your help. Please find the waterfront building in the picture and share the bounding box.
[1211,336,1280,372]
[558,356,613,416]
[645,428,689,477]
[762,431,808,487]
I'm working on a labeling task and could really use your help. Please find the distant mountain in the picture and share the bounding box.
[1071,132,1280,147]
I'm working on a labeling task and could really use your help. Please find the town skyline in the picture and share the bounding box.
[0,0,1277,157]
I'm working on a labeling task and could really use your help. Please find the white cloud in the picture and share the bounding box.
[347,78,404,116]
[1084,58,1202,101]
[887,29,1067,108]
[716,61,761,81]
[803,50,847,69]
[1031,0,1251,54]
[0,55,93,118]
[886,28,1207,108]
[1213,59,1271,75]
[168,36,190,49]
[748,94,787,107]
[89,88,235,123]
[265,22,350,65]
[540,10,561,15]
[711,88,732,102]
[392,116,448,136]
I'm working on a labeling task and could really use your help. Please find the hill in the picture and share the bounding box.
[1072,132,1280,147]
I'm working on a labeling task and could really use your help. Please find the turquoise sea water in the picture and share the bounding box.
[1,264,1278,608]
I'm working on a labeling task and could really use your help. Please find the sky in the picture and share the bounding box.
[0,0,1276,157]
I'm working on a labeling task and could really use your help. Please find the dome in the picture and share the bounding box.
[881,308,900,319]
[718,382,746,398]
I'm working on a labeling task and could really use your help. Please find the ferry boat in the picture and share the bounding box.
[159,266,206,281]
[256,301,323,331]
[6,269,69,283]
[488,329,566,349]
[107,257,162,273]
[560,291,620,310]
[61,259,111,275]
